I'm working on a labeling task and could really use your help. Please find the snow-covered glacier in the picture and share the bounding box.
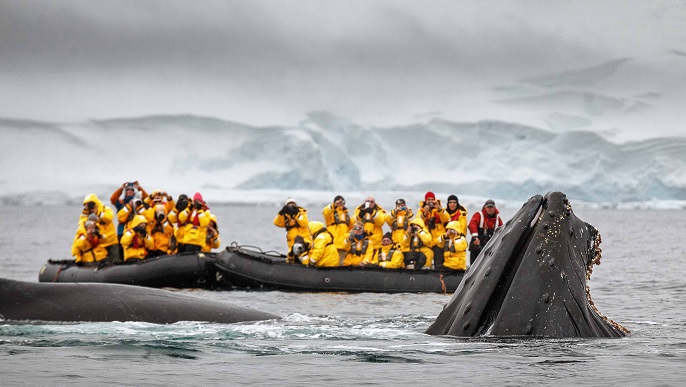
[1,112,685,208]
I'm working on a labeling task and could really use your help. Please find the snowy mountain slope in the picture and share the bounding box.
[2,113,686,207]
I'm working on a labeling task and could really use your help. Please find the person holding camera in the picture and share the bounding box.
[354,196,386,250]
[385,198,414,244]
[72,215,109,264]
[202,213,221,253]
[147,203,175,257]
[437,221,468,271]
[110,181,148,240]
[176,192,212,253]
[322,195,353,265]
[399,217,434,269]
[418,191,450,267]
[343,221,374,266]
[80,193,119,262]
[468,199,503,265]
[117,190,153,239]
[120,214,154,260]
[274,197,311,263]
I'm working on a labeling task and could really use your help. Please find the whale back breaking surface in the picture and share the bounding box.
[0,278,279,323]
[426,192,628,338]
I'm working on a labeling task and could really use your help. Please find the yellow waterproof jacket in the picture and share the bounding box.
[437,222,468,270]
[399,218,434,268]
[202,214,221,253]
[167,207,184,248]
[372,243,405,269]
[446,207,468,236]
[273,207,311,250]
[418,200,450,245]
[343,233,374,266]
[306,229,339,267]
[117,202,153,232]
[385,208,414,244]
[121,215,154,260]
[150,218,174,254]
[72,227,108,263]
[178,207,211,247]
[80,194,117,248]
[322,203,353,250]
[354,205,386,249]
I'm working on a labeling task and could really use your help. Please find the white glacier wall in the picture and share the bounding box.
[2,113,686,209]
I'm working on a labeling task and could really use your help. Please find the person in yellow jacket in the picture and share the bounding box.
[354,196,386,249]
[364,232,405,269]
[300,221,339,267]
[274,197,311,263]
[72,216,108,264]
[436,221,468,271]
[144,189,175,214]
[399,217,434,269]
[445,194,468,236]
[417,191,449,267]
[120,215,154,260]
[322,195,353,265]
[385,198,414,244]
[81,193,119,262]
[148,204,175,256]
[117,191,153,236]
[167,193,189,253]
[343,221,374,266]
[177,192,211,253]
[202,213,221,253]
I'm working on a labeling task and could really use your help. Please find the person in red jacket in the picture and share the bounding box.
[468,199,503,265]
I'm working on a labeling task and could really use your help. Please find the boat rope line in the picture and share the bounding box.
[52,263,67,282]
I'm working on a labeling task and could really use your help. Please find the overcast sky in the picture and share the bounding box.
[1,0,685,140]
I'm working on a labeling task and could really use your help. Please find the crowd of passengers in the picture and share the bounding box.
[274,191,503,271]
[71,182,503,272]
[72,182,219,264]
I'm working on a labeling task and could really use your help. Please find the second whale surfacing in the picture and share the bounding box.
[0,278,279,324]
[426,192,629,338]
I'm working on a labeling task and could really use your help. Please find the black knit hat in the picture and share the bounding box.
[334,195,344,203]
[447,195,458,203]
[383,232,393,241]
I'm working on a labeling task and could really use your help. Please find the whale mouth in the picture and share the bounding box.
[477,200,545,335]
[426,192,629,338]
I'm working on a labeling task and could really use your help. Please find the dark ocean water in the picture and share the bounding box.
[1,204,685,386]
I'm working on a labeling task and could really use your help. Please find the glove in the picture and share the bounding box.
[175,196,189,211]
[278,205,288,216]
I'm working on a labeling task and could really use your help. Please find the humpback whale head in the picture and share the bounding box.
[426,191,629,338]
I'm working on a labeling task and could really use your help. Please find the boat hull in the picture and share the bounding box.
[38,252,217,288]
[214,246,465,293]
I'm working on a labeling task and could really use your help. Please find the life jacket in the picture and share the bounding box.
[351,237,370,256]
[331,209,348,226]
[477,211,502,238]
[410,234,425,251]
[443,238,458,253]
[391,215,409,231]
[377,246,398,262]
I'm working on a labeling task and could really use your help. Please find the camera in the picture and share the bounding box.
[156,212,165,222]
